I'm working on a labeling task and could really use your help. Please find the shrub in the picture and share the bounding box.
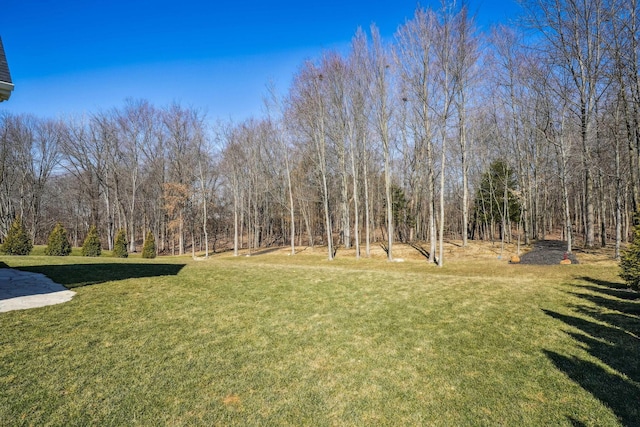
[1,217,33,255]
[142,231,157,259]
[45,222,72,256]
[113,229,128,258]
[81,225,102,257]
[620,215,640,291]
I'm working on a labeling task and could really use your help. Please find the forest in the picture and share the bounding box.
[1,0,638,265]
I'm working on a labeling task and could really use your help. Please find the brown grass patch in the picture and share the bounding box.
[221,240,529,263]
[212,238,624,267]
[222,394,241,407]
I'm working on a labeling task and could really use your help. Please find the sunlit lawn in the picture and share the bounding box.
[0,244,637,426]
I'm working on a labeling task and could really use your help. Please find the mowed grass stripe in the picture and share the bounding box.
[0,253,635,426]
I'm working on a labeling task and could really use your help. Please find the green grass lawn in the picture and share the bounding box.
[0,248,638,426]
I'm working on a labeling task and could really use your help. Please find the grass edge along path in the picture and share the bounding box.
[0,251,637,426]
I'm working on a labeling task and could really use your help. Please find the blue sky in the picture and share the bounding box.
[1,0,521,122]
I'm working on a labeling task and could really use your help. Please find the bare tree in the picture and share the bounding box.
[0,114,61,240]
[289,60,335,260]
[395,8,439,261]
[346,28,374,258]
[369,25,395,261]
[491,26,533,246]
[538,65,576,253]
[451,5,480,247]
[61,116,107,232]
[323,53,353,250]
[432,4,459,266]
[161,103,203,255]
[113,99,157,252]
[524,0,613,247]
[266,84,297,255]
[220,123,247,256]
[196,123,215,257]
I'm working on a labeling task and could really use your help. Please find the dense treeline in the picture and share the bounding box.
[1,0,639,264]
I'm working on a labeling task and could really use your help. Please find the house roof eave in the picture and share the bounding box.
[0,80,14,102]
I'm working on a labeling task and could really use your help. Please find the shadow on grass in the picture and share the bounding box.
[577,276,629,289]
[379,242,389,255]
[13,263,186,289]
[576,276,640,300]
[543,276,640,426]
[544,350,639,426]
[409,243,431,260]
[246,247,283,256]
[567,417,587,427]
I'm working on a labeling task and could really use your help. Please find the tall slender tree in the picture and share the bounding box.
[370,25,395,261]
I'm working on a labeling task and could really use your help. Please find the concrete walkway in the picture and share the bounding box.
[0,268,75,313]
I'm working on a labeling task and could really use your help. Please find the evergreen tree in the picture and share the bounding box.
[113,229,128,258]
[1,217,33,255]
[45,222,72,256]
[142,231,157,259]
[620,215,640,291]
[471,159,522,238]
[81,225,102,257]
[389,185,414,243]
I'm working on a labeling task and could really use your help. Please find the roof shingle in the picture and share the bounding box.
[0,37,13,85]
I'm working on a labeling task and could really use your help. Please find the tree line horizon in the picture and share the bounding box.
[1,0,638,265]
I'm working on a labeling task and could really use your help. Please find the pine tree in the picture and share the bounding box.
[81,225,102,257]
[473,160,521,225]
[388,185,414,243]
[471,159,522,240]
[620,215,640,291]
[1,217,33,255]
[113,229,128,258]
[142,231,157,259]
[45,222,72,256]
